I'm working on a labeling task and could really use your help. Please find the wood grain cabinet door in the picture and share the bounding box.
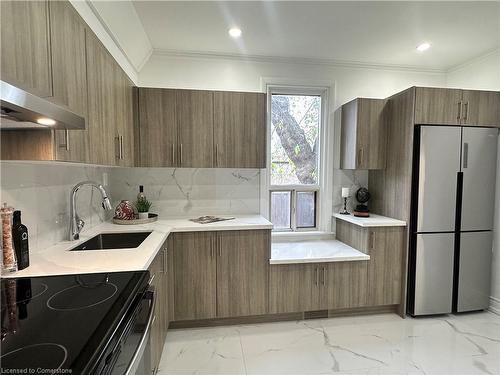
[356,99,386,169]
[340,98,386,170]
[269,263,318,314]
[148,248,163,373]
[176,90,214,168]
[0,0,52,98]
[138,88,178,167]
[462,90,500,127]
[366,227,405,306]
[324,261,368,310]
[213,92,266,168]
[50,1,89,162]
[114,67,135,167]
[86,32,117,166]
[414,87,462,125]
[216,230,270,318]
[172,232,217,321]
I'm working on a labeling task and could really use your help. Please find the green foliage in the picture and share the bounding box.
[135,198,152,213]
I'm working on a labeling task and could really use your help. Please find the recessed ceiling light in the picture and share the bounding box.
[36,117,56,126]
[228,27,242,38]
[416,42,431,52]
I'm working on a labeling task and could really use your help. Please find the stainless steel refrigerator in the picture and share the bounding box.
[408,125,498,316]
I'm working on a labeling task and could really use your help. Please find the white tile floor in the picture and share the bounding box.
[157,311,500,375]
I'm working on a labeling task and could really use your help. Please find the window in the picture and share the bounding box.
[269,90,323,231]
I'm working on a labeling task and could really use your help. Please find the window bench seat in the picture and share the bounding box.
[270,239,370,265]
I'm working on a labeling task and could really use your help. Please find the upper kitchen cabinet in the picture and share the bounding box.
[340,98,387,170]
[176,90,214,168]
[0,1,52,98]
[414,87,500,127]
[213,91,266,168]
[114,65,135,167]
[414,87,462,125]
[86,31,118,166]
[48,1,87,116]
[50,1,89,162]
[461,90,500,127]
[137,88,267,168]
[138,88,178,167]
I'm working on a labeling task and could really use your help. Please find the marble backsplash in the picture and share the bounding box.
[109,167,261,218]
[0,163,262,254]
[0,161,113,254]
[0,159,362,254]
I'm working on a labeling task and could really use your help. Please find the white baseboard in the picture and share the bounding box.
[489,296,500,315]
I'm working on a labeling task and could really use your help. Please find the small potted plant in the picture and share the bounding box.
[135,198,152,220]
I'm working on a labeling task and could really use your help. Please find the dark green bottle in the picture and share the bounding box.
[12,210,29,270]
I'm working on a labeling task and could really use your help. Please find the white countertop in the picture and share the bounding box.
[270,239,370,265]
[333,213,406,227]
[3,215,272,278]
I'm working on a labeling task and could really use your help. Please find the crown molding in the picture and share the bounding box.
[82,0,154,83]
[151,48,446,74]
[446,47,500,74]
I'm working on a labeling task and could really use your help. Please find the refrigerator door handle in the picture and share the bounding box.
[463,142,468,169]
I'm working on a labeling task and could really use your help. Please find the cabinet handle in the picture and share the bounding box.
[370,232,375,251]
[215,144,219,167]
[172,144,176,165]
[322,267,326,286]
[315,267,319,286]
[463,142,469,169]
[119,135,124,160]
[210,236,214,258]
[179,144,183,166]
[59,130,70,151]
[357,148,363,166]
[218,233,222,257]
[463,101,469,122]
[115,136,120,159]
[457,101,462,121]
[163,247,167,274]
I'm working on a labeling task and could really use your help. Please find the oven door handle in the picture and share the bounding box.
[125,288,156,375]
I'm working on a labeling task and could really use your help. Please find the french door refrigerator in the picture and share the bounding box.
[408,125,498,316]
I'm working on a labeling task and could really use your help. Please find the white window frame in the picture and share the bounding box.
[267,85,328,232]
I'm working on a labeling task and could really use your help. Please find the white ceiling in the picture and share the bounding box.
[96,1,500,72]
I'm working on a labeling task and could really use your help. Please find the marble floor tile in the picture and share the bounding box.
[157,326,246,375]
[159,311,500,375]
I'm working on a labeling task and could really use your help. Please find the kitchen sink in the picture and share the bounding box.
[70,232,152,251]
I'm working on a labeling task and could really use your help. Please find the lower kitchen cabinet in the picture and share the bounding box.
[269,261,368,314]
[335,219,406,307]
[269,264,317,314]
[216,230,270,317]
[324,261,368,309]
[172,232,217,321]
[171,229,271,322]
[366,227,405,306]
[148,239,168,373]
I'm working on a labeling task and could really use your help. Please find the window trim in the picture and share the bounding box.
[267,85,328,232]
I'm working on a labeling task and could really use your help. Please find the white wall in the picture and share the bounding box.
[140,53,446,232]
[140,54,446,108]
[446,49,500,91]
[445,49,500,313]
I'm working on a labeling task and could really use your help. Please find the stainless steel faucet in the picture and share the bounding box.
[69,181,113,241]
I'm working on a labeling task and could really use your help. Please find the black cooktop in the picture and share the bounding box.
[1,271,148,374]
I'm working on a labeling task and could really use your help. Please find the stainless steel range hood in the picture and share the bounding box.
[0,80,85,130]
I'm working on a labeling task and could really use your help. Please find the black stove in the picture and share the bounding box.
[1,271,149,374]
